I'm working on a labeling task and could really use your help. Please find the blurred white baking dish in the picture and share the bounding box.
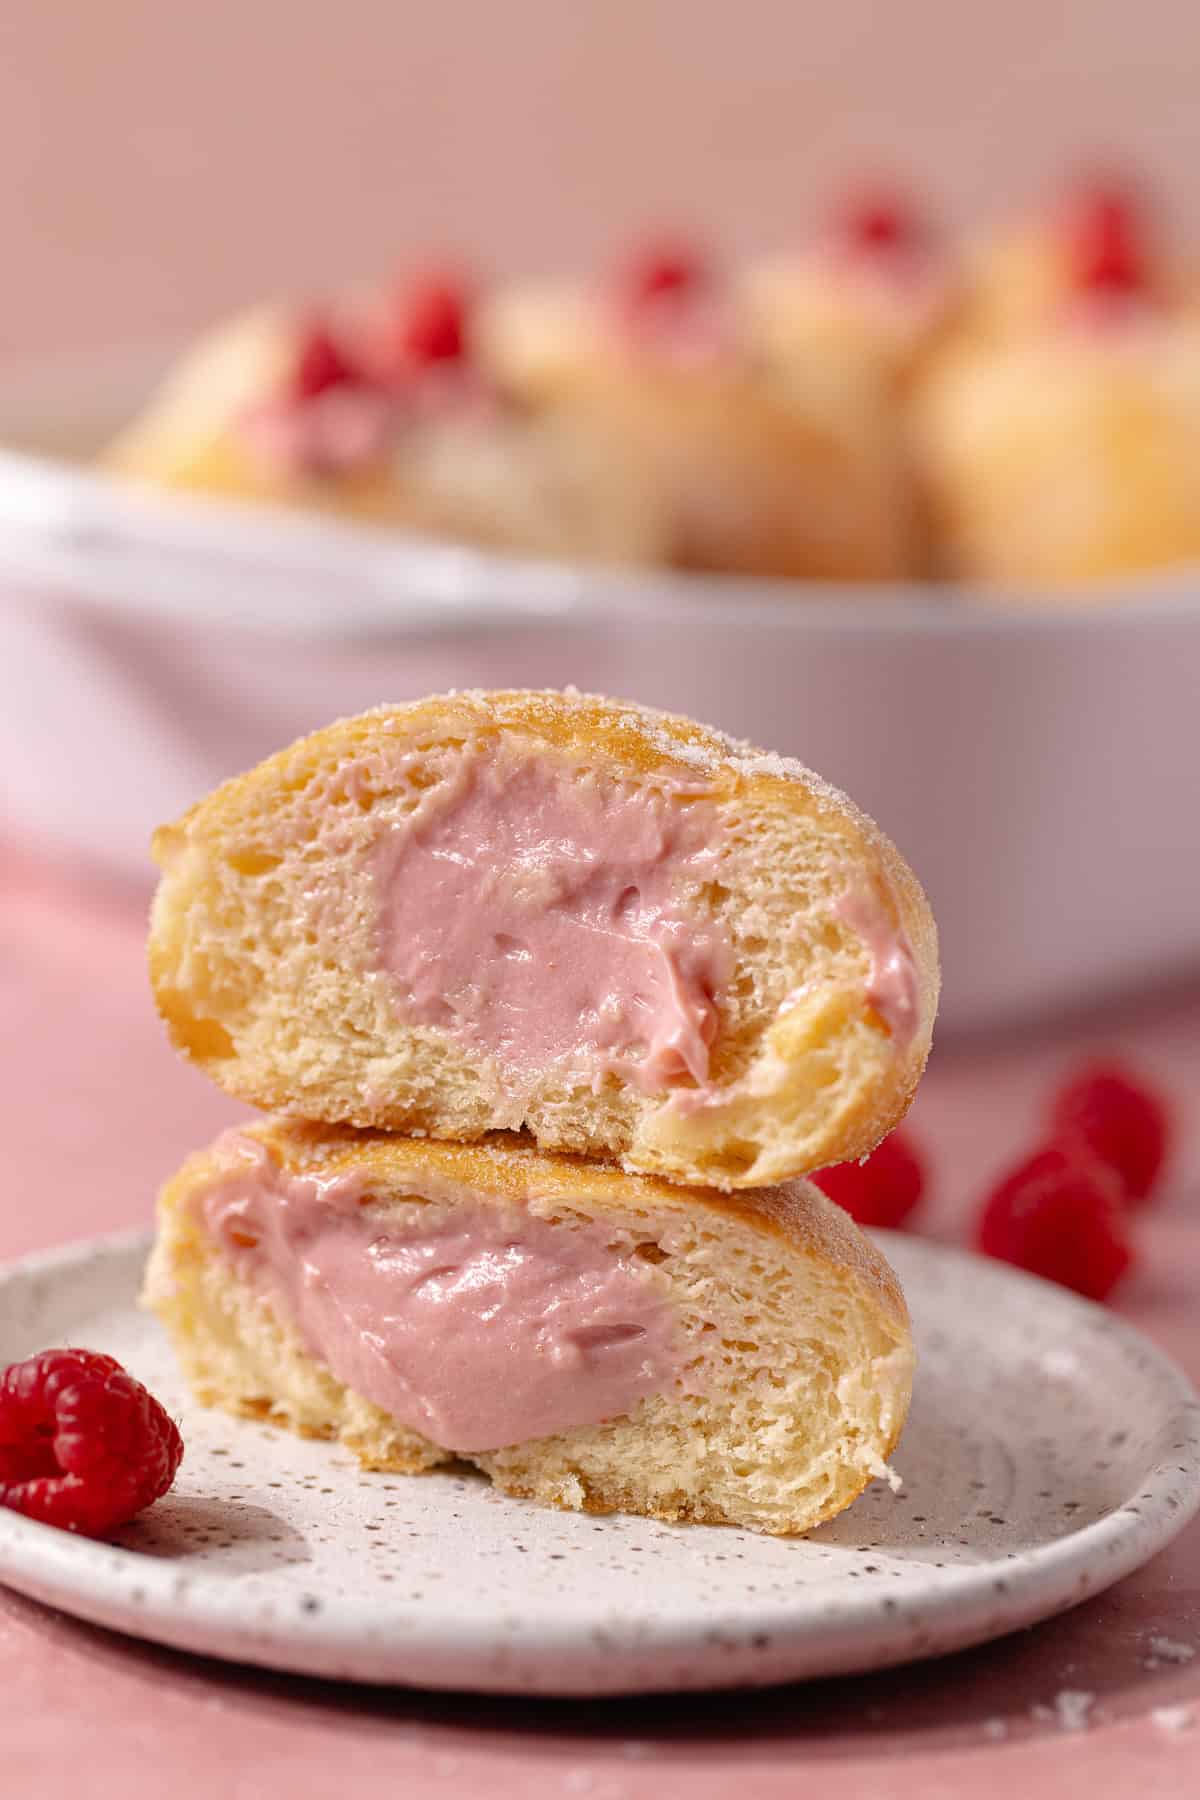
[0,347,1196,1034]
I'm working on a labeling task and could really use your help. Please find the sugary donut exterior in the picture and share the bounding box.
[149,690,938,1190]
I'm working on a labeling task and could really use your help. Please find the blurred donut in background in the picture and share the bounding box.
[101,165,1200,596]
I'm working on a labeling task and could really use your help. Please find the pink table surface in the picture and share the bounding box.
[2,846,1200,1799]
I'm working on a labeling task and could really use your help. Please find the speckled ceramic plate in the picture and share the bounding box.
[1,1230,1198,1696]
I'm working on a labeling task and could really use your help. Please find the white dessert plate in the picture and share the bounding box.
[1,1229,1198,1696]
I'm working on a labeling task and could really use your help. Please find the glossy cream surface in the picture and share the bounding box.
[375,747,730,1094]
[197,1134,684,1452]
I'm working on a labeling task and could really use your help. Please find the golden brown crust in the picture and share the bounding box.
[151,688,913,862]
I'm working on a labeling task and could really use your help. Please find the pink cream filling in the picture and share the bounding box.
[374,751,730,1094]
[836,889,920,1048]
[196,1135,683,1453]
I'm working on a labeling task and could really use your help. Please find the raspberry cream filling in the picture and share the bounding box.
[835,889,920,1048]
[374,749,730,1094]
[195,1134,684,1452]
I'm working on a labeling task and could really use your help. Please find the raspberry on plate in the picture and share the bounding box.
[0,1348,183,1538]
[1048,1059,1172,1205]
[811,1129,925,1229]
[976,1143,1134,1301]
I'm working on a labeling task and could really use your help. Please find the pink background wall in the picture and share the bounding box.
[1,0,1197,358]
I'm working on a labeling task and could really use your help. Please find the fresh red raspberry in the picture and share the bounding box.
[811,1129,925,1229]
[976,1143,1134,1300]
[289,319,366,401]
[1064,183,1147,296]
[386,272,468,368]
[0,1349,183,1537]
[1048,1059,1172,1204]
[614,238,709,312]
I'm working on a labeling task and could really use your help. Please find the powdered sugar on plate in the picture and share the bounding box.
[1032,1689,1098,1733]
[1152,1705,1195,1735]
[1145,1634,1196,1668]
